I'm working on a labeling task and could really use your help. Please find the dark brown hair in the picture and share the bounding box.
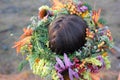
[48,15,88,54]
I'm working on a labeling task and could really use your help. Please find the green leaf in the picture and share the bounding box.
[98,18,106,25]
[18,60,28,71]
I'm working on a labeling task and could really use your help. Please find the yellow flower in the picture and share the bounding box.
[102,52,108,57]
[81,11,89,18]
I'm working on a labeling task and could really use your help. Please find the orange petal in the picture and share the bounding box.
[12,41,22,48]
[20,36,31,45]
[92,9,101,24]
[16,45,21,53]
[13,36,31,53]
[20,28,33,39]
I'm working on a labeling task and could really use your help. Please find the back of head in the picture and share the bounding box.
[49,14,88,54]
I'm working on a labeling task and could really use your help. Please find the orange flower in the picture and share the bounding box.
[92,9,104,28]
[35,58,40,63]
[20,28,33,39]
[12,36,31,53]
[13,27,33,53]
[92,9,101,23]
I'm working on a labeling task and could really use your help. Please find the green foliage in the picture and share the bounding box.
[18,60,28,71]
[103,56,111,69]
[99,18,106,25]
[32,58,59,79]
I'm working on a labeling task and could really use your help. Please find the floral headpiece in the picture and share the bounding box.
[13,0,114,80]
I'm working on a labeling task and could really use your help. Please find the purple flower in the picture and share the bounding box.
[77,6,82,12]
[80,6,88,12]
[55,53,79,80]
[56,56,66,70]
[77,1,82,12]
[69,68,79,80]
[64,53,73,68]
[77,3,88,13]
[55,53,73,72]
[58,73,64,80]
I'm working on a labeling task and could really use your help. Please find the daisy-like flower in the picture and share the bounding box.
[55,53,79,80]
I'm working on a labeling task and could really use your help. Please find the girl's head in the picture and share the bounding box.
[48,15,88,54]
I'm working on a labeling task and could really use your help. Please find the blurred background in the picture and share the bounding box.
[0,0,120,80]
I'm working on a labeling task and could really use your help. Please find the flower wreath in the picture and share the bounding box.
[13,0,114,80]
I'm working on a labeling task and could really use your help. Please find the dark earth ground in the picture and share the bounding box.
[0,0,120,80]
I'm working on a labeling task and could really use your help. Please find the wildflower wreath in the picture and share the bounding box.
[13,0,114,80]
